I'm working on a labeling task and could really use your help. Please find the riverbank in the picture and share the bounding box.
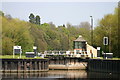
[0,55,46,59]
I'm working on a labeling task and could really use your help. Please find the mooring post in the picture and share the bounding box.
[44,61,46,70]
[18,61,21,72]
[35,61,37,71]
[41,61,43,70]
[30,61,32,72]
[10,62,13,71]
[39,61,41,71]
[46,61,48,70]
[9,62,12,72]
[42,61,44,70]
[69,58,71,65]
[24,61,27,71]
[5,61,7,72]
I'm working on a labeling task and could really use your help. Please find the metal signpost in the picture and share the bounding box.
[90,16,93,58]
[13,46,22,58]
[97,47,101,58]
[33,46,37,56]
[103,37,108,59]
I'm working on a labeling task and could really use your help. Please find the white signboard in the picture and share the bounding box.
[97,47,100,50]
[13,46,22,58]
[33,46,37,49]
[13,46,21,54]
[103,37,108,45]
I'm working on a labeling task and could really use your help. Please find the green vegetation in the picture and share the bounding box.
[93,57,120,60]
[112,58,120,60]
[0,55,46,59]
[2,16,34,55]
[93,8,120,57]
[1,12,91,55]
[1,6,120,58]
[29,13,41,25]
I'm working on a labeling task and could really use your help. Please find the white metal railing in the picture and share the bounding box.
[44,50,89,57]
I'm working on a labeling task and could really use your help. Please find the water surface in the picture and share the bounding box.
[1,70,120,80]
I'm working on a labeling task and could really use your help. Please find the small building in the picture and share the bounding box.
[73,35,87,57]
[73,35,97,58]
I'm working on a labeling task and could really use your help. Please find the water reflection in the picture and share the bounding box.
[1,70,120,79]
[87,71,120,79]
[1,70,87,79]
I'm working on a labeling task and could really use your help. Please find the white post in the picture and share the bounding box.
[92,48,93,58]
[20,49,22,58]
[59,51,60,54]
[13,46,14,58]
[74,50,76,55]
[20,53,21,58]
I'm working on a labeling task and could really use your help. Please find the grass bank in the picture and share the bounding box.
[0,55,47,59]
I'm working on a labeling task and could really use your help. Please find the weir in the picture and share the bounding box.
[88,59,120,73]
[0,57,88,72]
[1,59,49,72]
[1,58,120,74]
[48,56,87,70]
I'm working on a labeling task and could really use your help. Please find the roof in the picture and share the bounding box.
[74,35,86,42]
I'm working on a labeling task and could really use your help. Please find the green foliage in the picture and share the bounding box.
[0,11,4,16]
[2,37,15,55]
[2,17,34,55]
[36,15,40,25]
[2,7,119,58]
[0,55,47,59]
[28,21,91,52]
[29,13,35,23]
[30,24,47,52]
[93,7,119,57]
[29,13,41,25]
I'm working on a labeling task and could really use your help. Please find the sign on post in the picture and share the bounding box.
[13,46,22,58]
[33,46,37,50]
[103,37,108,59]
[103,37,108,45]
[33,46,37,56]
[97,47,101,57]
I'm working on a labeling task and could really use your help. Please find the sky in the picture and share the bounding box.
[1,2,118,27]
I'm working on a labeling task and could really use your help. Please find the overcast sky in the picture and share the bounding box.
[1,2,118,27]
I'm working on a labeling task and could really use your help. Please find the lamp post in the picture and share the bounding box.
[90,16,93,46]
[90,16,93,58]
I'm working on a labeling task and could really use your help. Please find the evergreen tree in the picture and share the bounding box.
[29,13,35,23]
[36,15,40,25]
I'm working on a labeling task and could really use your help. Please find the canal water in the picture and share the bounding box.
[1,70,120,80]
